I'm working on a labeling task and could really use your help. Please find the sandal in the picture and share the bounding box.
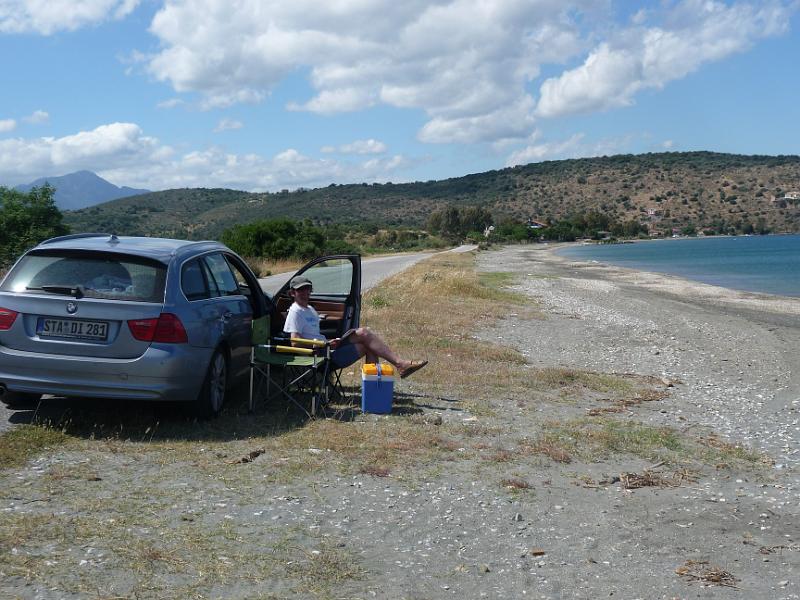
[400,360,428,379]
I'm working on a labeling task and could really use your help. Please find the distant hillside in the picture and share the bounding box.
[64,152,800,239]
[15,170,149,210]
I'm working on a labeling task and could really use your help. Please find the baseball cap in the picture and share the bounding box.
[289,275,312,290]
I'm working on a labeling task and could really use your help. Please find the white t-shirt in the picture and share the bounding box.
[283,302,325,341]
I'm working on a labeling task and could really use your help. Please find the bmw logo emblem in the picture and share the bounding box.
[66,301,78,314]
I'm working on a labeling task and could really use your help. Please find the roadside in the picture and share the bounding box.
[258,245,476,295]
[1,246,798,599]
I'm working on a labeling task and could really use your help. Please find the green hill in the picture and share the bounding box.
[64,151,800,239]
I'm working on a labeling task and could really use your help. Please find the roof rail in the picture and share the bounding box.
[39,233,114,245]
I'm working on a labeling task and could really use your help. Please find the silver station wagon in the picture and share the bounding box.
[0,233,268,416]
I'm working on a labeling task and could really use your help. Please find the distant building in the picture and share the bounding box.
[526,217,547,229]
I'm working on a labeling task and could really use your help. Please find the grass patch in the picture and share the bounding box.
[531,368,636,395]
[530,418,772,470]
[477,271,530,303]
[536,418,685,463]
[0,424,70,469]
[350,252,540,401]
[0,507,362,598]
[697,434,772,467]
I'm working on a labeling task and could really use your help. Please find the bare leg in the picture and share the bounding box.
[349,327,413,370]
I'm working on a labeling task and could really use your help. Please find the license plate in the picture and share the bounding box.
[37,318,109,341]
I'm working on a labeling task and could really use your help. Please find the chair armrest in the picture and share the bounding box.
[284,337,327,348]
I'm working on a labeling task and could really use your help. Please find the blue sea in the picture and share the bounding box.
[557,234,800,298]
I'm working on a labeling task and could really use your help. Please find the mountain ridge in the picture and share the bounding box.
[63,151,800,239]
[14,170,149,211]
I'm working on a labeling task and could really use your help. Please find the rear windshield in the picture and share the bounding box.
[0,250,167,303]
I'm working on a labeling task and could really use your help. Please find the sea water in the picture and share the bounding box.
[557,234,800,298]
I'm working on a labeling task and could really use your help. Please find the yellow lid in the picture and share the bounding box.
[362,363,395,376]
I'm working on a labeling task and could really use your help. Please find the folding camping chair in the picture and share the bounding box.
[249,315,337,417]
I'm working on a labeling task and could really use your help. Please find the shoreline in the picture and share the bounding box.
[546,240,800,315]
[478,244,800,467]
[552,233,800,301]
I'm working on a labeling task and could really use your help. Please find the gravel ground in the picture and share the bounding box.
[1,244,799,599]
[478,244,800,470]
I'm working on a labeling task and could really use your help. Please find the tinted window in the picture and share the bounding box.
[1,250,166,303]
[181,259,209,301]
[204,253,239,296]
[301,259,353,295]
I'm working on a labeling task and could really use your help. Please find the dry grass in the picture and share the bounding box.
[500,476,531,490]
[244,256,304,277]
[535,418,685,463]
[616,469,698,489]
[697,434,771,466]
[353,254,534,393]
[519,436,574,464]
[526,417,772,471]
[0,424,70,469]
[676,560,739,588]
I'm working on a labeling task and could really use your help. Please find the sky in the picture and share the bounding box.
[0,0,798,193]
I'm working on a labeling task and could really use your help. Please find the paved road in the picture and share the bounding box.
[258,245,476,295]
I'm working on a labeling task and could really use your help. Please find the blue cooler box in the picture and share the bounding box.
[361,363,395,414]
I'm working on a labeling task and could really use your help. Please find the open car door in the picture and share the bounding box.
[272,255,361,339]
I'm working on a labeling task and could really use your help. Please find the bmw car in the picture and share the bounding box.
[0,233,268,416]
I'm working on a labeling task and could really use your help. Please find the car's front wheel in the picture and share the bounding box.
[193,349,227,418]
[1,391,41,410]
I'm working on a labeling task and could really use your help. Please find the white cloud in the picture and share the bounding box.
[0,123,171,186]
[22,110,48,124]
[156,98,185,110]
[0,0,140,35]
[98,147,410,192]
[506,133,585,166]
[144,0,593,143]
[213,118,243,133]
[321,139,387,155]
[0,122,407,191]
[506,131,647,166]
[662,139,674,149]
[141,0,794,144]
[536,0,793,118]
[0,118,16,133]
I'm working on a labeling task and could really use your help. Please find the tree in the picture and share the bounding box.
[426,205,493,242]
[0,184,68,267]
[220,218,354,260]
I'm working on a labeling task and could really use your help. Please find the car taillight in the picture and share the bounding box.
[128,313,188,343]
[0,307,18,330]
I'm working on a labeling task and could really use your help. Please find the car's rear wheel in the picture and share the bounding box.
[194,349,227,418]
[1,391,42,410]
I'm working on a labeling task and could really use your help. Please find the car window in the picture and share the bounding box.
[1,250,166,302]
[204,253,239,297]
[201,259,220,298]
[301,259,354,295]
[181,259,209,301]
[224,255,251,292]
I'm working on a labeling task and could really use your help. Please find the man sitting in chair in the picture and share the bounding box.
[283,276,427,378]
